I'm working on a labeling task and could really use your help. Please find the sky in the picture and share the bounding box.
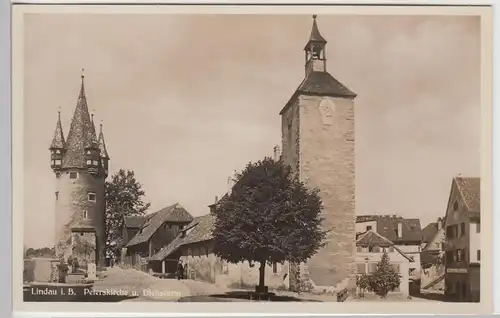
[23,13,481,248]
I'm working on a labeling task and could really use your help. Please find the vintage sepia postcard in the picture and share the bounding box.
[11,3,494,315]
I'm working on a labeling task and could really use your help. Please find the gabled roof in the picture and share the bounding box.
[356,230,393,247]
[123,215,146,229]
[443,177,481,227]
[356,215,423,244]
[126,203,193,247]
[62,75,99,169]
[150,214,215,261]
[422,222,439,244]
[49,111,65,150]
[356,230,414,262]
[455,177,480,213]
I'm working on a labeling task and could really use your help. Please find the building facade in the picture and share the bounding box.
[420,218,445,292]
[355,230,413,297]
[125,203,193,259]
[279,15,357,291]
[356,215,423,281]
[443,177,480,302]
[50,73,110,268]
[150,214,290,290]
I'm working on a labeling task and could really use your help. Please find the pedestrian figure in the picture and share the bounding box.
[177,261,184,280]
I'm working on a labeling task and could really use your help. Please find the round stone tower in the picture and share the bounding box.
[49,72,110,268]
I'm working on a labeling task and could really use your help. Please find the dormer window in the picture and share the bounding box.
[69,172,78,179]
[88,192,96,202]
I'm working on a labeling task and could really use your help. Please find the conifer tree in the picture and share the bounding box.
[368,251,401,298]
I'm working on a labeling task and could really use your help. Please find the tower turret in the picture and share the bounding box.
[49,110,65,171]
[98,123,110,178]
[85,113,100,175]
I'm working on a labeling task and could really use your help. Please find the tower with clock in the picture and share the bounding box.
[279,15,357,291]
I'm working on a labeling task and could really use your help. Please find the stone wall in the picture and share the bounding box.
[54,169,105,267]
[281,95,356,289]
[179,241,289,290]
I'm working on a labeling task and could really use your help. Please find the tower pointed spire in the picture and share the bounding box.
[305,14,327,50]
[98,121,110,160]
[62,71,99,168]
[49,109,65,150]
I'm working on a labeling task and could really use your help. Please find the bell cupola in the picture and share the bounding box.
[304,15,327,76]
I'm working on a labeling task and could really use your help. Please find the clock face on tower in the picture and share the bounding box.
[318,99,335,125]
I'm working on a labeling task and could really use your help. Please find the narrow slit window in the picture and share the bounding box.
[83,210,88,219]
[55,191,59,200]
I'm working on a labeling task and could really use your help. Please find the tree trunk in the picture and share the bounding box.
[259,261,265,289]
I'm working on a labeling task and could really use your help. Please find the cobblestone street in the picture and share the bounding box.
[93,267,229,302]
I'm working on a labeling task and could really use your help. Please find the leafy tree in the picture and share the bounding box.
[212,157,327,292]
[368,251,401,298]
[356,273,371,297]
[105,169,150,257]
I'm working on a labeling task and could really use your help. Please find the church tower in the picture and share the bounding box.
[49,72,110,268]
[280,16,357,290]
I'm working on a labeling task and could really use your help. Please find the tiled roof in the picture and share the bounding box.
[356,231,393,247]
[455,177,480,213]
[298,71,357,98]
[126,203,193,247]
[50,112,65,149]
[356,215,423,243]
[356,230,414,262]
[422,222,439,243]
[123,215,146,228]
[279,72,357,115]
[62,76,100,169]
[150,214,215,261]
[98,124,110,159]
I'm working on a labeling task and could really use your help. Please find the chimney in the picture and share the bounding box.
[437,217,442,230]
[273,145,281,161]
[397,223,403,238]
